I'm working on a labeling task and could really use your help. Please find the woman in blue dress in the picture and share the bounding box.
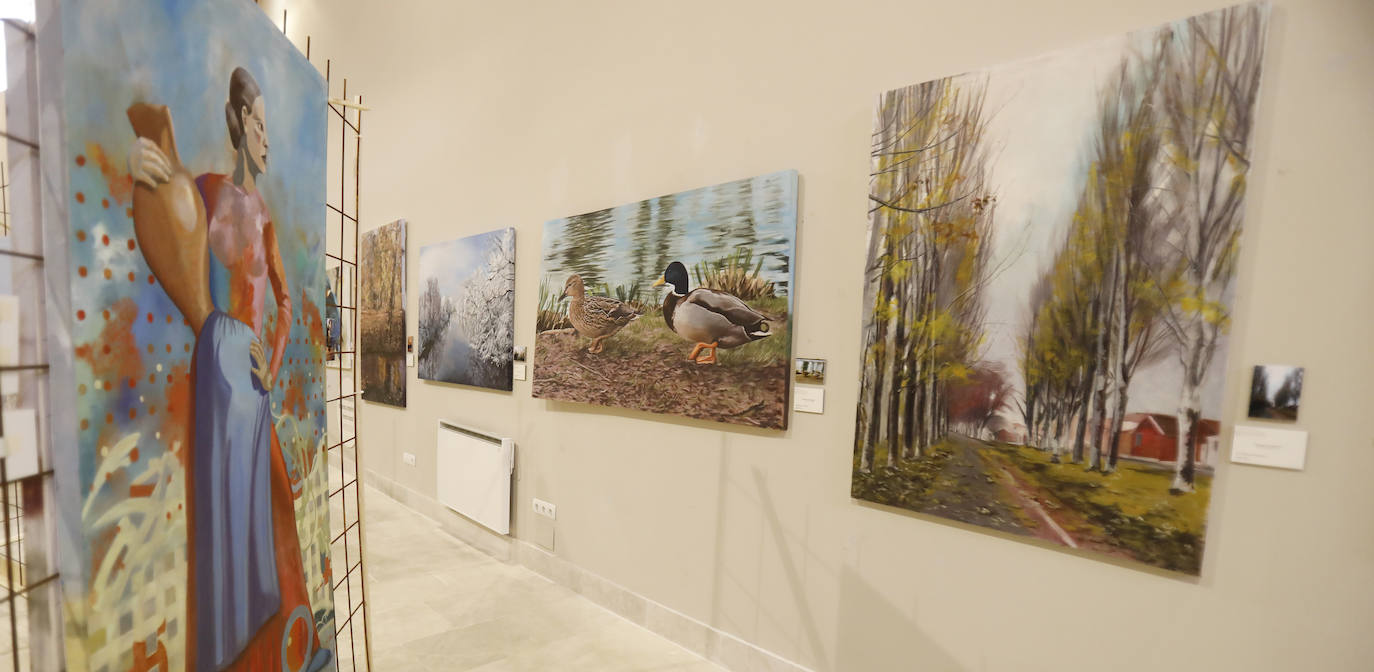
[130,66,332,672]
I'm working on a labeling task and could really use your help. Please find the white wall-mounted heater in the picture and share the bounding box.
[436,419,515,535]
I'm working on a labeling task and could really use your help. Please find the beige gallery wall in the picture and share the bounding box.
[268,0,1374,669]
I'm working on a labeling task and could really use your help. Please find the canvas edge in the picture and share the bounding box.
[34,0,96,666]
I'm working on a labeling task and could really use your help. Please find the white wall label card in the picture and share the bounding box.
[794,386,824,414]
[513,363,527,381]
[1231,424,1308,470]
[1,409,38,480]
[406,352,416,368]
[0,296,18,398]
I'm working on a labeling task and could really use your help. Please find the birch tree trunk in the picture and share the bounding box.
[1171,322,1206,492]
[1104,254,1131,473]
[1090,250,1122,471]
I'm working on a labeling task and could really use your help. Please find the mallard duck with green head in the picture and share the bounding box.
[652,261,771,365]
[557,273,641,354]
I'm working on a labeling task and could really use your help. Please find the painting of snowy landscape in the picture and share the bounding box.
[852,2,1268,574]
[418,228,516,391]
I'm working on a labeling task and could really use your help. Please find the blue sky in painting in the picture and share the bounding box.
[419,228,513,301]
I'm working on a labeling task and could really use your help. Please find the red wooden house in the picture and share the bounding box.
[1118,413,1221,465]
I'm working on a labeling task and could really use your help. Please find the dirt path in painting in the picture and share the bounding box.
[984,456,1082,548]
[971,438,1137,561]
[913,435,1036,536]
[916,434,1126,555]
[532,330,787,429]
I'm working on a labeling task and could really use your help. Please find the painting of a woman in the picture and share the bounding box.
[130,66,333,672]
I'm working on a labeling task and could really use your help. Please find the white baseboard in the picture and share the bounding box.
[363,468,513,562]
[362,468,811,672]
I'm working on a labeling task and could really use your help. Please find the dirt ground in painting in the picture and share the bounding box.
[854,434,1206,573]
[533,329,788,429]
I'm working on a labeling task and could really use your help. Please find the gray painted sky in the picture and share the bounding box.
[970,29,1230,422]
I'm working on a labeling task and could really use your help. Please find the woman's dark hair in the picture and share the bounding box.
[224,67,262,149]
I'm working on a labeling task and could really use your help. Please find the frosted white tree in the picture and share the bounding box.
[456,228,516,368]
[418,276,455,379]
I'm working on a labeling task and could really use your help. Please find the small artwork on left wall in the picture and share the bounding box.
[326,263,352,363]
[795,358,825,385]
[418,227,516,391]
[360,219,407,407]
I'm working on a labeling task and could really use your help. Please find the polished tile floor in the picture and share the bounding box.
[358,485,722,671]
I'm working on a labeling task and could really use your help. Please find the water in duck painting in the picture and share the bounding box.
[533,170,798,430]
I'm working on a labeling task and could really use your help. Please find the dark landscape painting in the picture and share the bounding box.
[852,3,1268,574]
[361,219,406,406]
[534,170,798,430]
[1248,365,1302,420]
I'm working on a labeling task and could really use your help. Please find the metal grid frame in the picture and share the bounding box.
[277,8,375,669]
[0,18,64,672]
[320,52,374,672]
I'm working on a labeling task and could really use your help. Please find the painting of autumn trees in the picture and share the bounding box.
[852,2,1268,574]
[361,219,407,407]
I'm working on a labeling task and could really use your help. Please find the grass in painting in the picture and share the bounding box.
[537,281,571,332]
[986,442,1209,573]
[853,436,1209,573]
[692,249,775,301]
[851,442,947,509]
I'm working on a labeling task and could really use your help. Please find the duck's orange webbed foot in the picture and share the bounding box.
[693,341,719,365]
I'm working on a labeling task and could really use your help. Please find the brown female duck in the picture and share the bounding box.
[557,274,641,354]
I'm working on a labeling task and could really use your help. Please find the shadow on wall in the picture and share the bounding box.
[707,462,966,671]
[745,468,830,668]
[835,565,968,671]
[534,390,964,670]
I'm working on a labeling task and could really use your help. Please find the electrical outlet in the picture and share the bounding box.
[403,452,416,466]
[532,498,556,520]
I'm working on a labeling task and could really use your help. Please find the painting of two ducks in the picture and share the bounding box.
[534,170,798,430]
